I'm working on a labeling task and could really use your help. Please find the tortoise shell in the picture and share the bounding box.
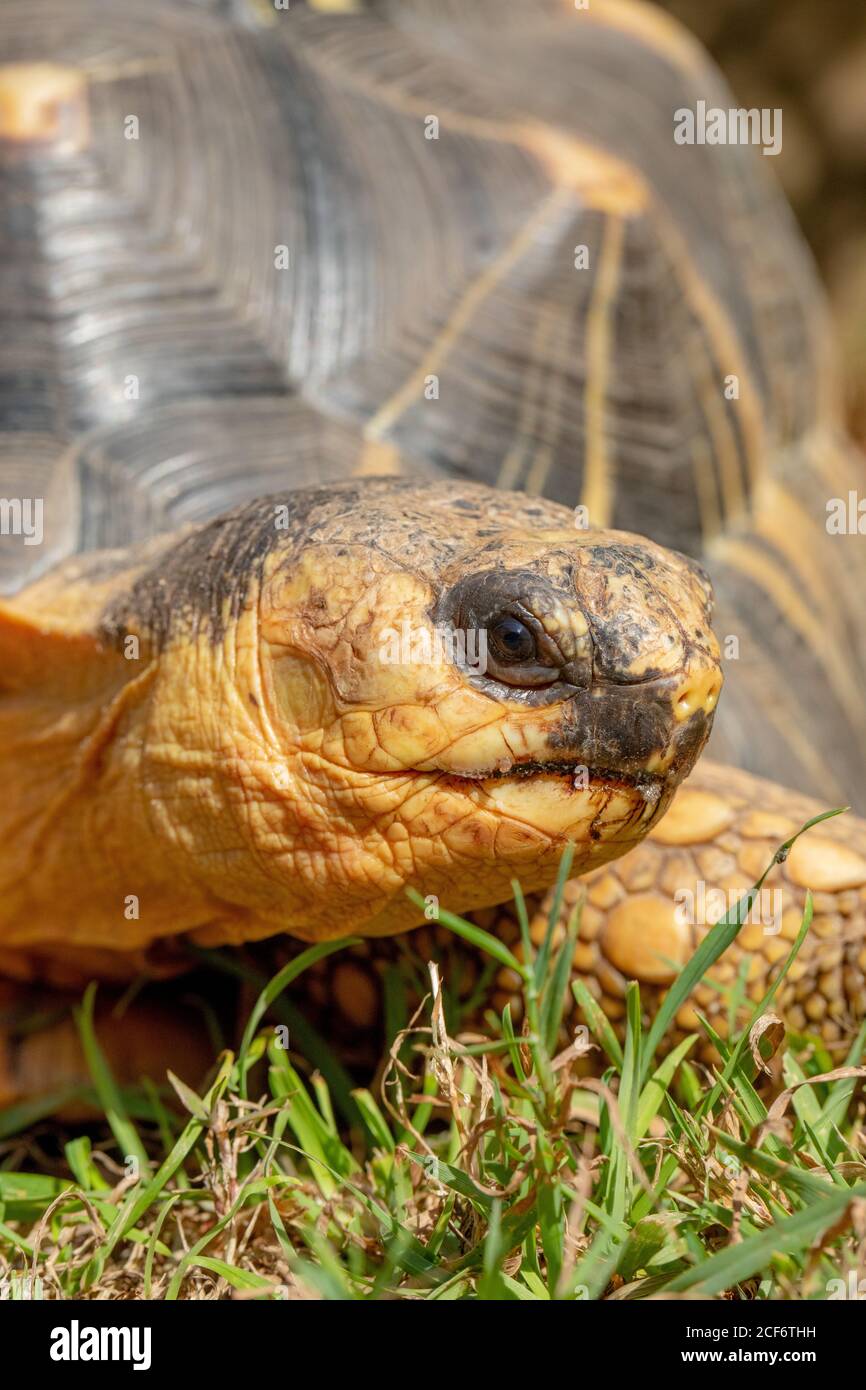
[1,0,865,805]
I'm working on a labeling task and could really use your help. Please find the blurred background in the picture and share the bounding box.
[657,0,866,446]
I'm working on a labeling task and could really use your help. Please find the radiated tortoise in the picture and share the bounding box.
[0,0,865,1104]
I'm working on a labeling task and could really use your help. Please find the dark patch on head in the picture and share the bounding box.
[547,683,713,784]
[94,478,502,649]
[549,686,671,774]
[670,707,711,769]
[98,487,364,647]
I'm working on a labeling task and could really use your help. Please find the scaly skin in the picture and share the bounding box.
[1,485,864,1106]
[284,762,866,1062]
[525,762,866,1050]
[0,482,719,977]
[1,764,865,1107]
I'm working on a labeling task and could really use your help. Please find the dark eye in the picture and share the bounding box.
[433,567,591,693]
[489,615,536,664]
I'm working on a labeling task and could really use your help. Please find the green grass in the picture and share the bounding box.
[1,808,864,1300]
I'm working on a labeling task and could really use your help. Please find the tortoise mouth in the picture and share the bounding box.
[428,760,667,798]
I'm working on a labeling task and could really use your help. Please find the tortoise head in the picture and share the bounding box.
[3,479,721,952]
[238,480,722,937]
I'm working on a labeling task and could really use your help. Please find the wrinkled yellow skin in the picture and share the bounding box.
[0,486,721,969]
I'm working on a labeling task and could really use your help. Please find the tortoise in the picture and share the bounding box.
[1,0,865,1108]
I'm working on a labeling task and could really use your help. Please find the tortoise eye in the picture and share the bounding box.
[434,567,591,694]
[489,615,536,664]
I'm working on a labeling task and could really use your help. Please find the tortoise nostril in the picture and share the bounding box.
[675,672,721,722]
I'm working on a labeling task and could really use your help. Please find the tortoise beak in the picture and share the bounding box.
[546,659,722,790]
